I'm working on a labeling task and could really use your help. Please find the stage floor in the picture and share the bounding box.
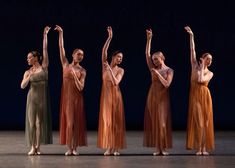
[0,131,234,168]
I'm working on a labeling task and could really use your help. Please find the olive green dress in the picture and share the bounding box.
[25,68,52,146]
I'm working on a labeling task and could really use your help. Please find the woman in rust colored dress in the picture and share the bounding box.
[185,26,214,156]
[143,29,174,156]
[97,26,126,156]
[55,25,87,156]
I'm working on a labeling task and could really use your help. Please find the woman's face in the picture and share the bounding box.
[27,53,37,65]
[113,53,123,65]
[152,54,163,67]
[73,49,84,63]
[203,54,212,67]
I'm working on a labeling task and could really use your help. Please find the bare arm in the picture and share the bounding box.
[185,26,198,68]
[42,26,50,69]
[145,29,154,70]
[107,64,124,85]
[71,68,86,91]
[55,25,68,68]
[102,26,113,64]
[151,68,174,88]
[21,70,32,89]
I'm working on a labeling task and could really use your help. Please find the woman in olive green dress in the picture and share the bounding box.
[21,26,53,155]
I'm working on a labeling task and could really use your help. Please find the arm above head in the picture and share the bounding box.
[145,28,155,70]
[102,26,113,64]
[54,25,68,68]
[184,26,197,68]
[42,26,51,69]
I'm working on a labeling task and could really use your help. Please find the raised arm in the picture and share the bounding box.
[146,29,155,70]
[151,68,174,88]
[184,26,197,68]
[54,25,68,68]
[42,26,50,69]
[102,26,113,64]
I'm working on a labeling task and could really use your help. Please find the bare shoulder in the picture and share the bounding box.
[167,67,174,73]
[207,70,213,77]
[79,66,86,75]
[24,70,30,75]
[118,67,124,74]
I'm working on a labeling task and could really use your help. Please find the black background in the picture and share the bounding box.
[0,0,234,130]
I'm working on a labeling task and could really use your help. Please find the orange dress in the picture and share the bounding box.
[143,69,172,149]
[60,66,87,147]
[186,70,214,150]
[97,68,126,149]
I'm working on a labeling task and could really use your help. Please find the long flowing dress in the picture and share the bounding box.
[60,66,87,147]
[25,68,52,146]
[186,69,214,150]
[97,68,126,149]
[143,69,172,149]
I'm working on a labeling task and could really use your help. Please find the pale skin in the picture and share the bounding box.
[54,25,86,156]
[20,26,50,155]
[185,26,213,156]
[102,26,124,156]
[145,28,173,156]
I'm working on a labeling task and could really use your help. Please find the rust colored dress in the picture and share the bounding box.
[60,65,87,147]
[143,69,173,149]
[97,67,126,149]
[186,69,214,150]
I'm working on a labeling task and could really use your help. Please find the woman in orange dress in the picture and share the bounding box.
[143,29,174,156]
[97,26,126,156]
[55,25,87,156]
[185,26,214,155]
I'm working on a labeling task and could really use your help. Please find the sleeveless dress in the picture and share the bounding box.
[97,68,126,149]
[25,68,52,146]
[60,66,87,147]
[186,70,214,150]
[143,69,172,149]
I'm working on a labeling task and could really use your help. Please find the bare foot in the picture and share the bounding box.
[153,151,160,156]
[28,147,36,156]
[162,150,169,156]
[65,150,72,156]
[114,151,120,156]
[35,147,41,155]
[202,151,209,155]
[196,151,202,156]
[72,150,79,156]
[104,150,111,156]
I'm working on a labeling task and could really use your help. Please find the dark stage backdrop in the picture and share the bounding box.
[0,0,234,130]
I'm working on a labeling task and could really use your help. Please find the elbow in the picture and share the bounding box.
[80,86,84,91]
[114,81,120,86]
[21,84,25,89]
[164,84,170,88]
[145,52,150,57]
[197,77,204,83]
